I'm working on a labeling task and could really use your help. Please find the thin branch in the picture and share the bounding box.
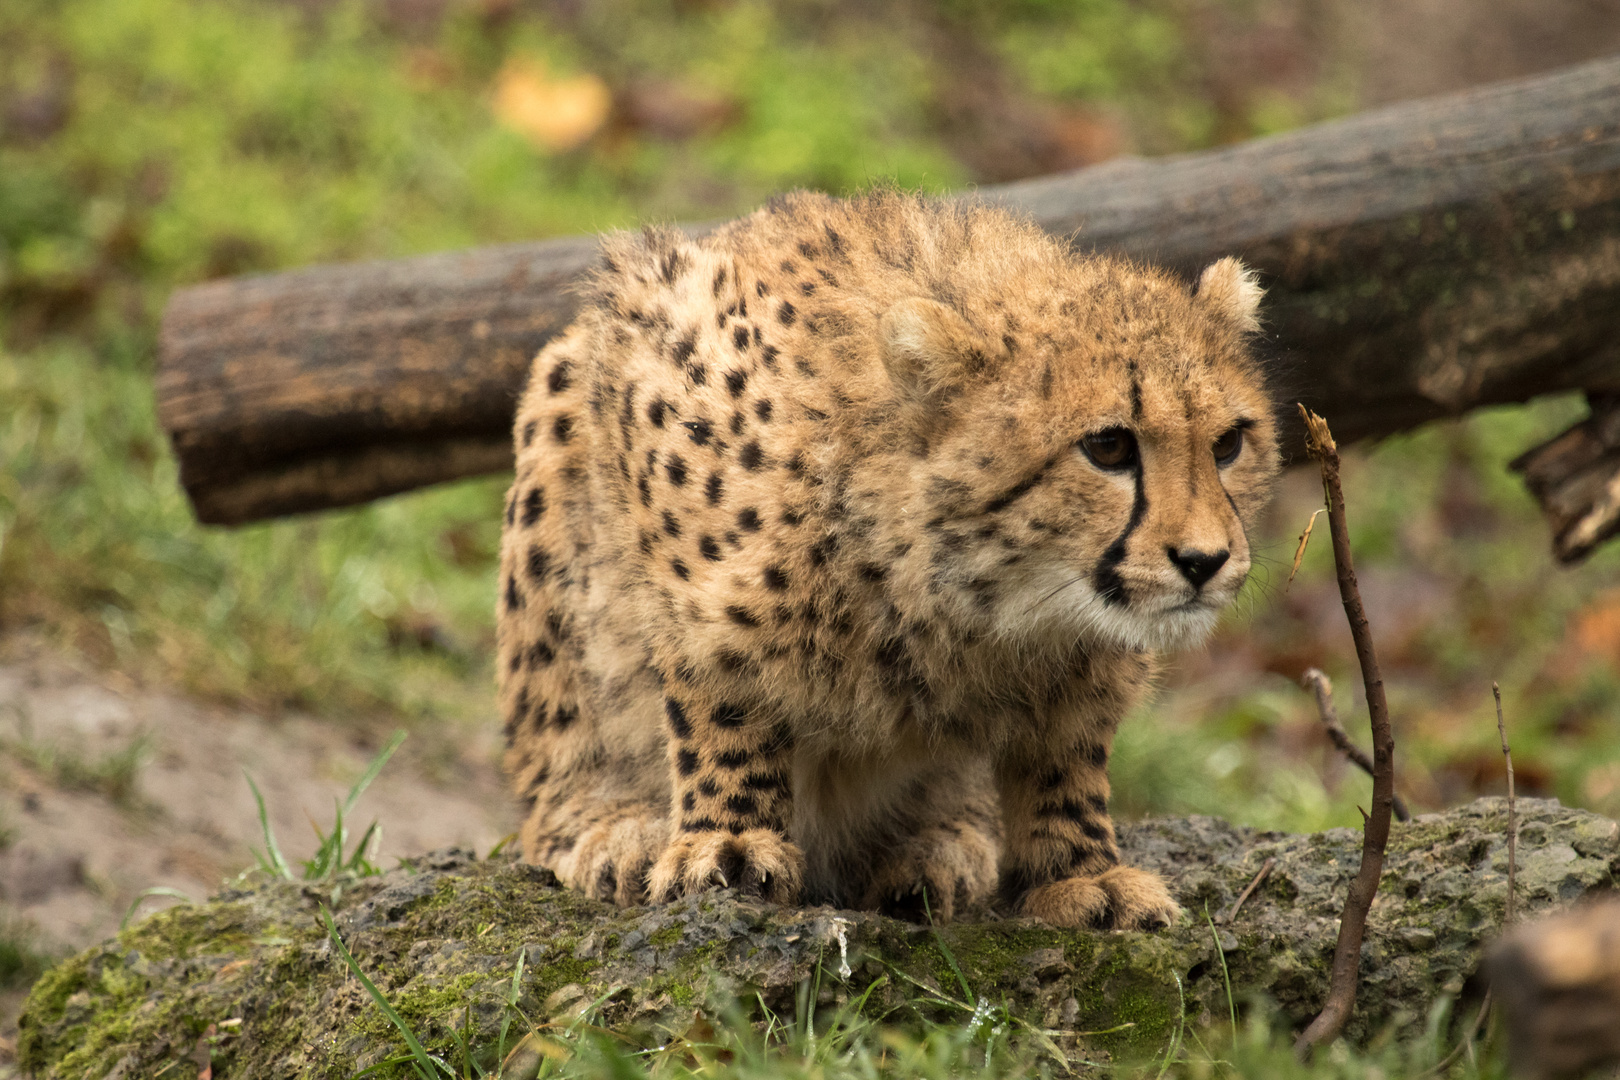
[1221,858,1276,924]
[1301,668,1411,822]
[1495,682,1518,926]
[1293,406,1399,1060]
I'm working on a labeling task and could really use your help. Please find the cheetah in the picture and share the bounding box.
[496,189,1278,929]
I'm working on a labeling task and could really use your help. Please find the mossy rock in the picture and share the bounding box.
[18,798,1616,1078]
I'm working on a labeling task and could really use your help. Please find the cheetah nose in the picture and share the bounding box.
[1167,546,1229,589]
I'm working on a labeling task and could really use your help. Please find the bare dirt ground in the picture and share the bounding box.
[0,634,516,1057]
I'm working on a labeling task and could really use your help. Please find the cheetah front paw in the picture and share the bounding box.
[859,826,999,924]
[647,828,805,905]
[1017,866,1181,930]
[555,813,669,906]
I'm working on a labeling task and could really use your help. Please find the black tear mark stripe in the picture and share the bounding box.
[1128,359,1143,421]
[1093,458,1147,607]
[983,453,1061,515]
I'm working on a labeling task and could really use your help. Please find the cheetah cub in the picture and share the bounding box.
[497,190,1278,929]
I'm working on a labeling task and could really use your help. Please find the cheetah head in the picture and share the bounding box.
[879,255,1280,655]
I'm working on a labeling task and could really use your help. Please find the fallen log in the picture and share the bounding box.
[157,56,1620,527]
[17,798,1613,1076]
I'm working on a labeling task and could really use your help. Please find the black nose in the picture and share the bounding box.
[1168,546,1229,589]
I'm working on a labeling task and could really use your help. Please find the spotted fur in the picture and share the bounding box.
[496,190,1279,928]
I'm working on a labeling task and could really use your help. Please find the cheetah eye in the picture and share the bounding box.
[1079,428,1138,471]
[1212,426,1244,466]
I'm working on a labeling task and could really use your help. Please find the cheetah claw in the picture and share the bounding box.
[648,828,805,905]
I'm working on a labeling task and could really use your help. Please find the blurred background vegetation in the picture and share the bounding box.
[3,0,1620,847]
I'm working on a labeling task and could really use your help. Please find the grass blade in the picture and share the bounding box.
[321,905,450,1078]
[344,730,408,816]
[120,886,194,930]
[244,770,292,879]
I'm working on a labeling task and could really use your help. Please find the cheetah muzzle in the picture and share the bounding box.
[496,189,1279,930]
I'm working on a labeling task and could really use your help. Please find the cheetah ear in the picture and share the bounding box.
[880,297,986,404]
[1195,257,1263,333]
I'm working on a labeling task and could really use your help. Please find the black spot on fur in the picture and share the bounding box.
[858,563,887,582]
[712,266,727,295]
[552,414,573,443]
[763,566,788,590]
[725,605,758,628]
[809,535,838,566]
[761,345,779,369]
[547,362,572,394]
[671,334,696,367]
[683,419,712,446]
[732,325,749,350]
[527,545,551,582]
[780,259,797,274]
[553,705,578,730]
[682,817,721,833]
[799,281,816,296]
[737,508,761,531]
[676,748,699,775]
[638,475,652,506]
[798,240,819,259]
[705,472,724,504]
[712,702,747,727]
[521,487,546,526]
[756,280,768,296]
[665,698,692,739]
[662,510,682,538]
[777,301,796,326]
[716,749,752,770]
[682,790,696,812]
[687,362,707,386]
[729,411,745,436]
[671,558,690,580]
[505,575,523,611]
[700,536,722,561]
[660,248,687,284]
[699,778,720,797]
[781,508,803,527]
[724,793,756,817]
[647,398,668,427]
[739,442,764,470]
[754,399,773,422]
[742,772,783,791]
[527,640,555,667]
[522,421,537,447]
[725,369,748,397]
[666,456,688,486]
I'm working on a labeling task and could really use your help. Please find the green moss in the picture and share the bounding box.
[648,923,684,949]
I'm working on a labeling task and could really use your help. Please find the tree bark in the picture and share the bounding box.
[157,56,1620,525]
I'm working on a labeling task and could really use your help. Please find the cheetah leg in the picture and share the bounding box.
[996,733,1180,930]
[645,684,804,905]
[858,818,999,924]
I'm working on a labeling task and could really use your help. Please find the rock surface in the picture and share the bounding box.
[18,798,1619,1078]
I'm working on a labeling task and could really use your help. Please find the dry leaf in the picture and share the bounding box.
[493,60,611,152]
[1286,508,1324,591]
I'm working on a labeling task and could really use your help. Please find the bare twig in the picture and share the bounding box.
[1495,682,1517,926]
[1221,858,1276,924]
[1286,509,1325,591]
[1293,406,1398,1060]
[1301,668,1411,822]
